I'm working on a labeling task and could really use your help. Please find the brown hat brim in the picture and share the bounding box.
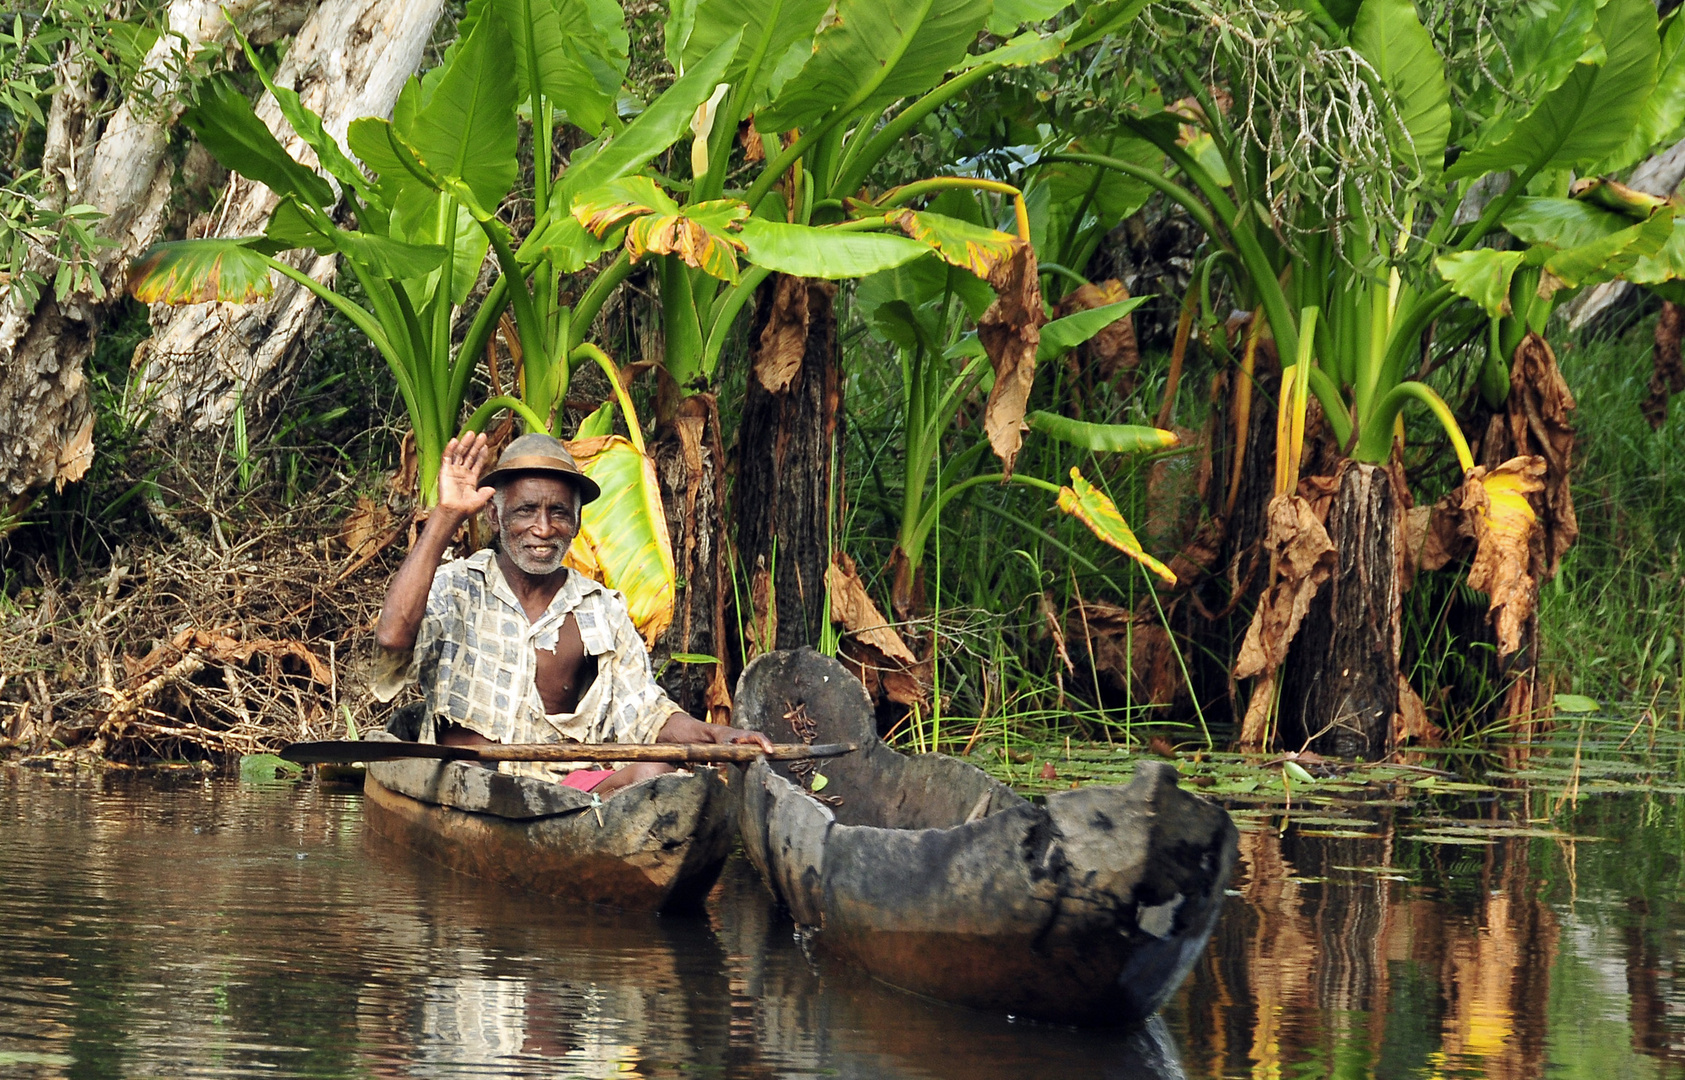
[481,455,601,504]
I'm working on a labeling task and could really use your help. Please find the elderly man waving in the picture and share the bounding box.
[373,431,770,796]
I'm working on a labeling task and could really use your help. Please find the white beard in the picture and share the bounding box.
[503,530,569,575]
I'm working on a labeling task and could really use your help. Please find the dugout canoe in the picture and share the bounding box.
[361,725,735,913]
[732,648,1239,1026]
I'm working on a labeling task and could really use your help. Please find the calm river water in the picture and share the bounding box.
[1,764,1681,1079]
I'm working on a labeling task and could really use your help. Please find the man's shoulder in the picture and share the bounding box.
[428,548,497,597]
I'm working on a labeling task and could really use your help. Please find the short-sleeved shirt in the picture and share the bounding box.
[373,549,680,775]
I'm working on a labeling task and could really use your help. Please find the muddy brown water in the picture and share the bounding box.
[1,765,1681,1079]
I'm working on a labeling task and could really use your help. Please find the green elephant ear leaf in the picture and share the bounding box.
[1026,411,1178,454]
[181,78,336,208]
[756,0,993,133]
[1352,0,1450,175]
[738,219,930,278]
[1447,0,1659,181]
[1436,248,1526,317]
[127,240,276,305]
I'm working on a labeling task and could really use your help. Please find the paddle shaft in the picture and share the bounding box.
[280,739,855,766]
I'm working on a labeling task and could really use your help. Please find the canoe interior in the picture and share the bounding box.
[733,648,1240,1026]
[359,728,734,913]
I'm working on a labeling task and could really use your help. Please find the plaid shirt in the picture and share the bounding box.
[373,549,680,761]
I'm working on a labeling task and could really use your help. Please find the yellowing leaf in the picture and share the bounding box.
[1460,456,1545,661]
[1055,467,1176,584]
[572,178,749,281]
[572,175,680,236]
[564,435,677,645]
[127,240,275,305]
[892,209,1020,280]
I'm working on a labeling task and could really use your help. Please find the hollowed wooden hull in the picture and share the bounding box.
[734,648,1239,1026]
[364,753,734,913]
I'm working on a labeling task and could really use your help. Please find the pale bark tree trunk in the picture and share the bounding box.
[0,0,314,503]
[136,0,447,430]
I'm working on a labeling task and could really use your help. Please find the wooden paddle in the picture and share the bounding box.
[279,739,856,766]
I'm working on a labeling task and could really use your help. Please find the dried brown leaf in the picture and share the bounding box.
[827,552,916,664]
[1055,279,1139,379]
[978,243,1046,476]
[1645,301,1685,429]
[1461,456,1546,661]
[1233,493,1336,680]
[1507,334,1577,579]
[754,274,809,393]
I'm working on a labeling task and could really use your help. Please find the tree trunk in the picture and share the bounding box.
[735,276,841,653]
[0,1,316,503]
[1278,461,1405,760]
[651,393,730,723]
[136,0,447,431]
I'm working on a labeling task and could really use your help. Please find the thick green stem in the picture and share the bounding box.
[570,342,646,454]
[1353,380,1473,471]
[569,250,633,352]
[828,63,1002,201]
[464,394,552,435]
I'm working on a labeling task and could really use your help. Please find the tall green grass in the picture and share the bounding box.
[1539,309,1685,715]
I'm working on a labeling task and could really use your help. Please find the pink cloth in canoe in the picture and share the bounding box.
[560,768,615,792]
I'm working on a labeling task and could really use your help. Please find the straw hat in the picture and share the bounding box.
[479,433,601,505]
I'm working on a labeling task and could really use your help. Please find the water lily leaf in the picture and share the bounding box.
[1554,692,1600,713]
[565,435,676,644]
[127,240,275,305]
[810,772,829,792]
[1055,467,1176,584]
[1283,760,1316,784]
[239,753,304,784]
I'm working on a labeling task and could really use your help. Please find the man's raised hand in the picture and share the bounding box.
[438,434,496,517]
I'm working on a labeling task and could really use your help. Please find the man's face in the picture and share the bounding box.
[490,474,581,576]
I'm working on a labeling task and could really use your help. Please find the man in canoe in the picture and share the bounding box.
[372,431,771,795]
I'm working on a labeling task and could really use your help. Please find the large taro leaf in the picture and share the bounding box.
[986,0,1073,36]
[493,0,627,135]
[1601,7,1685,173]
[556,34,741,209]
[404,5,519,214]
[181,78,336,208]
[1025,410,1176,453]
[1447,0,1659,182]
[755,0,993,133]
[519,210,613,273]
[564,435,676,644]
[1055,466,1175,584]
[394,189,492,303]
[1436,248,1526,317]
[738,218,929,278]
[680,0,831,109]
[1034,137,1160,262]
[127,240,275,305]
[1352,0,1450,175]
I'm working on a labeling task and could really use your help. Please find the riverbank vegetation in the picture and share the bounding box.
[5,0,1685,770]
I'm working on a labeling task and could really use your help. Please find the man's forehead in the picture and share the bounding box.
[499,475,580,504]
